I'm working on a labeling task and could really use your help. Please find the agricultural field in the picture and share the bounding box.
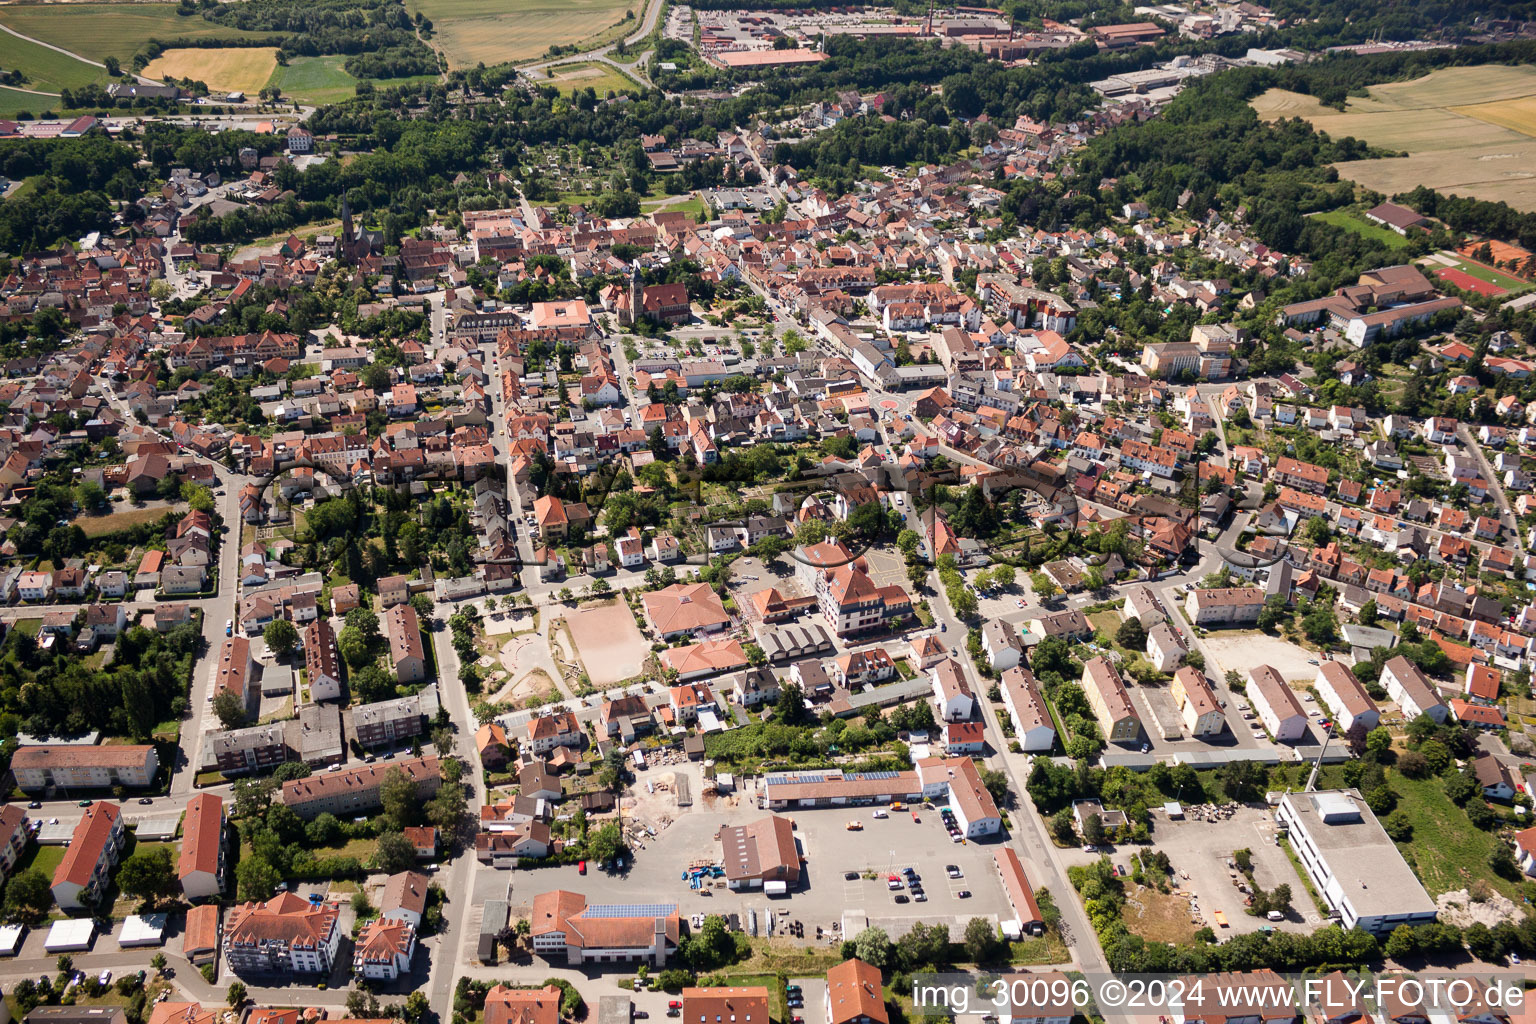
[1252,66,1536,212]
[543,60,639,97]
[1309,208,1411,250]
[0,3,275,65]
[0,87,55,119]
[144,47,280,95]
[0,29,107,94]
[406,0,636,66]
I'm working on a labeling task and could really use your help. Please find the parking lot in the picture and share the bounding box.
[1145,805,1320,934]
[504,800,1012,945]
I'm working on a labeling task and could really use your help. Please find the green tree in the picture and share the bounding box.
[227,982,247,1008]
[1081,813,1106,846]
[1115,618,1146,649]
[117,845,178,907]
[963,916,1003,964]
[586,822,626,865]
[852,926,892,969]
[775,681,808,724]
[1,870,53,924]
[211,690,247,729]
[263,618,299,657]
[1365,727,1393,761]
[379,767,419,830]
[374,831,418,874]
[236,856,280,901]
[1030,572,1059,601]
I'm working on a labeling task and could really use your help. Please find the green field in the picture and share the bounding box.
[544,60,639,97]
[0,31,106,94]
[1389,772,1520,899]
[406,0,636,67]
[1311,209,1412,250]
[267,55,358,105]
[0,4,275,65]
[0,87,56,119]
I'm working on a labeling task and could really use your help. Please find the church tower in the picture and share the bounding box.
[622,261,643,327]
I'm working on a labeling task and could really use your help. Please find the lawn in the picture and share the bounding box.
[15,842,66,883]
[1388,771,1519,898]
[0,3,277,65]
[404,0,637,66]
[714,973,785,1022]
[1311,209,1412,250]
[543,61,640,97]
[0,32,106,94]
[267,56,440,106]
[1009,928,1071,965]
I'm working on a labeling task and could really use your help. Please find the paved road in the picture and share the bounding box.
[518,0,666,80]
[1456,422,1522,550]
[923,572,1110,976]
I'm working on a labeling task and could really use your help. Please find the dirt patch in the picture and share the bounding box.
[1122,883,1200,944]
[1436,887,1523,928]
[1202,633,1323,682]
[506,668,559,708]
[563,599,650,687]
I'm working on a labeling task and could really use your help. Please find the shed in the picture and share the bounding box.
[477,898,508,962]
[44,919,95,952]
[117,913,167,948]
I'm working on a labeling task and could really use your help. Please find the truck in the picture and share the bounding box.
[632,749,647,770]
[764,881,789,897]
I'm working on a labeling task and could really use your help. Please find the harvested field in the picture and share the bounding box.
[405,0,635,66]
[144,47,280,94]
[1251,66,1536,212]
[1452,93,1536,138]
[563,599,649,687]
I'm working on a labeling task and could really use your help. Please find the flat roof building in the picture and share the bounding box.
[1275,789,1436,935]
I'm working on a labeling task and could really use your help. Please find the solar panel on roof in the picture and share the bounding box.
[579,903,678,919]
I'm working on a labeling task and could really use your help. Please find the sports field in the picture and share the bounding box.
[1252,65,1536,212]
[544,61,639,96]
[1422,251,1532,297]
[0,3,275,65]
[1435,266,1503,296]
[0,29,107,94]
[406,0,636,66]
[145,47,280,95]
[266,56,359,105]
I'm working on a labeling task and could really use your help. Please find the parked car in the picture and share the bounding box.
[893,894,910,904]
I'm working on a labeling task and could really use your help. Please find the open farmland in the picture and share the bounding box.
[0,3,276,65]
[0,29,107,94]
[144,47,280,94]
[0,87,52,119]
[1252,66,1536,212]
[405,0,636,66]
